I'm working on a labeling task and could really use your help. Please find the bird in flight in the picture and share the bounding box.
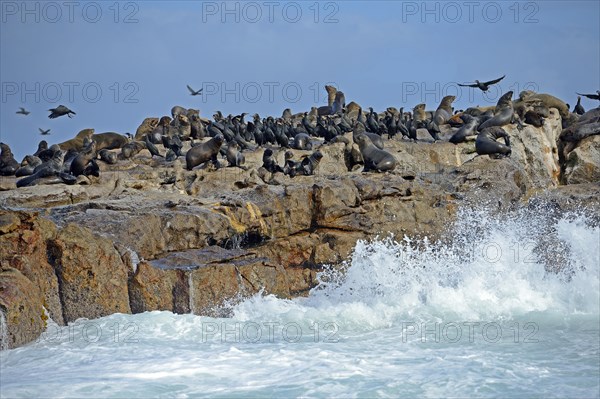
[16,107,30,115]
[39,128,51,135]
[187,85,203,96]
[576,90,600,101]
[458,75,506,92]
[48,105,76,119]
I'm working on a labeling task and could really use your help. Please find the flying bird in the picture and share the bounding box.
[458,75,506,92]
[576,90,600,101]
[187,85,203,96]
[16,107,30,115]
[48,105,76,119]
[39,128,51,135]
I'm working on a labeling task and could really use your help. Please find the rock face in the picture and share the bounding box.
[48,224,131,323]
[562,135,600,184]
[0,211,63,325]
[0,109,598,348]
[508,108,562,189]
[0,266,45,349]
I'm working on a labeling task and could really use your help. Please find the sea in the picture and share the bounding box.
[1,206,599,398]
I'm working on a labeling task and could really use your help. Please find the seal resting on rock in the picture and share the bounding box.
[15,155,42,177]
[449,114,481,144]
[186,134,224,170]
[262,148,283,173]
[355,134,396,172]
[98,149,118,164]
[70,141,97,177]
[476,126,511,157]
[92,132,129,151]
[292,133,313,151]
[0,143,20,176]
[298,150,323,176]
[16,147,74,187]
[58,128,94,151]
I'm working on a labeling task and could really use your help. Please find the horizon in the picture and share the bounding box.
[1,0,599,160]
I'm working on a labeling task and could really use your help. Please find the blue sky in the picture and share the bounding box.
[1,0,599,160]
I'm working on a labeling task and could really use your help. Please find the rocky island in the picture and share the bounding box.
[1,93,599,349]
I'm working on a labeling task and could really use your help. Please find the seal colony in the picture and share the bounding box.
[2,83,599,188]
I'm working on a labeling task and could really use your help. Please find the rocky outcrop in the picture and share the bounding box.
[0,110,598,348]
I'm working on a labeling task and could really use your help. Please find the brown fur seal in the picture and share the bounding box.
[353,122,384,150]
[523,105,550,128]
[135,117,159,140]
[98,149,118,164]
[413,103,428,125]
[558,108,600,163]
[0,143,20,176]
[92,132,129,151]
[433,95,455,124]
[464,106,496,116]
[431,95,456,136]
[70,141,97,176]
[299,150,323,176]
[225,141,246,169]
[175,114,192,139]
[450,114,480,144]
[325,85,337,107]
[292,133,313,150]
[478,91,514,131]
[0,143,21,176]
[186,108,200,119]
[332,91,346,114]
[58,128,95,151]
[476,126,511,157]
[261,148,283,174]
[33,140,48,157]
[355,134,396,172]
[16,147,69,187]
[171,106,187,120]
[331,135,363,171]
[516,91,570,120]
[185,134,224,170]
[119,141,145,159]
[15,155,42,177]
[345,102,362,119]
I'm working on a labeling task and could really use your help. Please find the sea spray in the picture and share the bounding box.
[232,206,599,330]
